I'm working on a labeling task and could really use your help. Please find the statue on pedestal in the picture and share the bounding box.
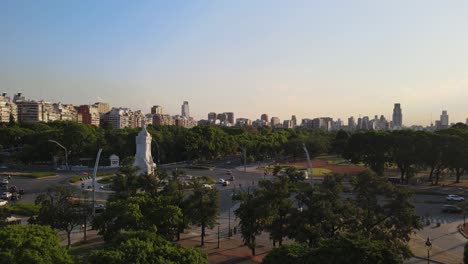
[133,120,156,175]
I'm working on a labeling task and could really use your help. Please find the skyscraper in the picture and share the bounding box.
[291,115,297,128]
[440,110,449,128]
[151,105,163,115]
[392,103,402,128]
[181,101,190,118]
[261,114,269,122]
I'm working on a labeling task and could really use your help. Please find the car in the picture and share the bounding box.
[446,194,465,201]
[226,161,231,165]
[94,203,106,213]
[1,178,8,184]
[1,192,12,200]
[217,178,226,184]
[228,175,235,181]
[0,200,7,207]
[202,184,212,189]
[226,170,232,175]
[222,181,230,187]
[441,205,463,213]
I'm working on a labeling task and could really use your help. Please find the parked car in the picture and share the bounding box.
[226,170,232,175]
[446,194,465,201]
[441,205,463,213]
[202,184,212,189]
[1,192,12,200]
[222,181,230,187]
[0,200,7,207]
[228,175,235,181]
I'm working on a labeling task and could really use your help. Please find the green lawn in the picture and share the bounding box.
[5,202,40,216]
[1,172,56,178]
[311,168,332,176]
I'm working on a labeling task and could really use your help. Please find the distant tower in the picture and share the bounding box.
[392,103,402,128]
[291,115,297,128]
[181,101,190,118]
[261,114,269,122]
[440,110,449,127]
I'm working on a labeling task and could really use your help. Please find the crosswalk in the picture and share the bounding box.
[419,216,462,225]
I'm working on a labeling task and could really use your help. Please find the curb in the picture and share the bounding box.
[411,256,444,264]
[458,224,468,239]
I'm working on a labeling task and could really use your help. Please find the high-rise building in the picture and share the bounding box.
[392,103,402,128]
[466,118,468,126]
[348,116,356,131]
[271,117,281,127]
[440,110,449,128]
[261,114,269,122]
[217,113,227,122]
[208,112,217,121]
[93,102,110,114]
[153,114,175,126]
[0,94,16,123]
[225,112,234,124]
[100,108,131,129]
[181,101,190,118]
[283,120,292,128]
[291,115,297,128]
[151,105,163,115]
[16,100,43,123]
[79,105,100,126]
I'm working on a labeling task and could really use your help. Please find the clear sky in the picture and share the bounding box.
[1,0,468,126]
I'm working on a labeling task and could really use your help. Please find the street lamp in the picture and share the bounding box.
[425,237,432,264]
[48,140,69,170]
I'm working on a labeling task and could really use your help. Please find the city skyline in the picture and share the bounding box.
[2,1,468,125]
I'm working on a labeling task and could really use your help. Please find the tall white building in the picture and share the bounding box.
[0,94,17,123]
[181,101,190,118]
[100,108,131,129]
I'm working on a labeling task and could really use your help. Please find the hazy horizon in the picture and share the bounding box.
[2,0,468,125]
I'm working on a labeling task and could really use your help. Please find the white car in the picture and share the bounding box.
[446,194,465,201]
[202,184,212,189]
[217,178,226,184]
[1,192,12,200]
[0,200,7,206]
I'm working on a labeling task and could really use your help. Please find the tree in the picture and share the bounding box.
[351,171,420,258]
[93,193,182,241]
[332,129,350,157]
[187,180,219,246]
[263,234,402,264]
[234,188,266,255]
[343,131,391,175]
[257,176,294,246]
[0,225,72,264]
[86,231,207,264]
[34,186,82,248]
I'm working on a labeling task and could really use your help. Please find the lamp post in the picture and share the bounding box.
[48,140,69,170]
[425,237,432,264]
[92,148,103,217]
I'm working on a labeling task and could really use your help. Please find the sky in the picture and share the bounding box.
[1,0,468,126]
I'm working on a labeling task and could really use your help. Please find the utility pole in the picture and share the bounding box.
[48,140,69,170]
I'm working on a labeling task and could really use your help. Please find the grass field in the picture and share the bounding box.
[5,202,40,216]
[1,172,56,178]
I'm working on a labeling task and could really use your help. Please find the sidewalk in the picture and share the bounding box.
[178,231,271,264]
[410,233,462,264]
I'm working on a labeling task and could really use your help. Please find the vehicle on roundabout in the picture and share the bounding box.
[441,204,463,213]
[446,194,465,201]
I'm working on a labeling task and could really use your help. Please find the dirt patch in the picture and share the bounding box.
[286,159,367,175]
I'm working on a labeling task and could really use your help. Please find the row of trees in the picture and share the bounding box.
[0,121,332,165]
[0,158,222,263]
[339,127,468,184]
[233,169,420,263]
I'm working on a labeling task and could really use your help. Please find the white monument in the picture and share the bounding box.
[133,121,156,175]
